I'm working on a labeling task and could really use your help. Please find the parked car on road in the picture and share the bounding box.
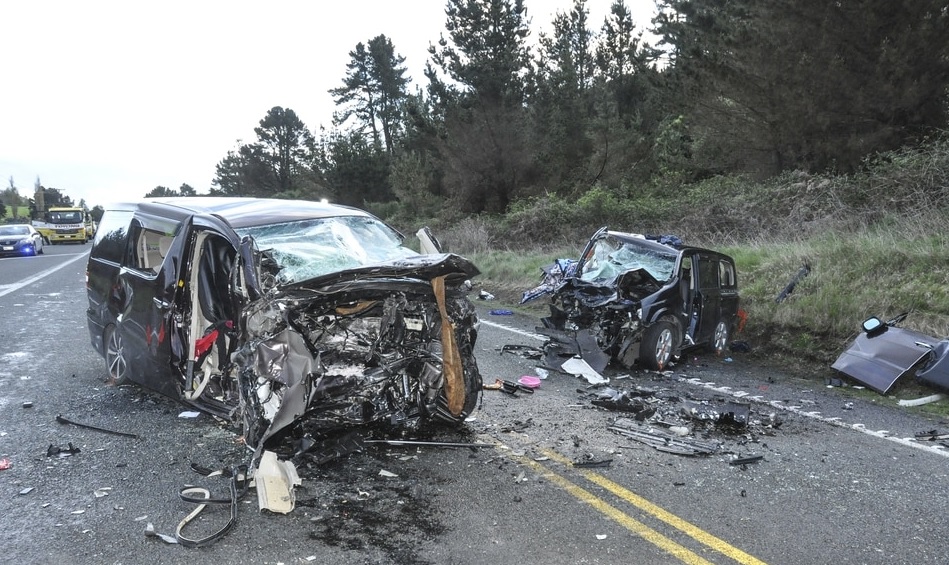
[85,197,482,457]
[523,227,740,371]
[0,224,45,257]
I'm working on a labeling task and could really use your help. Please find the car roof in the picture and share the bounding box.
[105,197,374,229]
[606,230,733,260]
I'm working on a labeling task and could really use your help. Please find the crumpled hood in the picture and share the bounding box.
[555,267,663,308]
[279,253,480,292]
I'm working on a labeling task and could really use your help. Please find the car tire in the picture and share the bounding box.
[104,325,129,385]
[708,319,730,357]
[640,319,678,371]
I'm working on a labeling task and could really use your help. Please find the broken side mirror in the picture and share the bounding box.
[862,316,885,335]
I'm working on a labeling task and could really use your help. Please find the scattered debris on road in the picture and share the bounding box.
[56,414,139,439]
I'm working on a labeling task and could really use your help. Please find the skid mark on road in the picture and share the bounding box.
[487,318,949,459]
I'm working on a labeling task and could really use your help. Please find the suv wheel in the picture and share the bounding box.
[105,325,129,384]
[640,319,677,371]
[709,319,730,356]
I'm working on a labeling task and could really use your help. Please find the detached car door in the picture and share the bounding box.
[114,213,192,397]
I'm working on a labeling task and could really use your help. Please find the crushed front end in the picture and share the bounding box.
[233,251,482,454]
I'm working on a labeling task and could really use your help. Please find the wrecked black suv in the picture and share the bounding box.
[523,227,740,371]
[86,197,482,453]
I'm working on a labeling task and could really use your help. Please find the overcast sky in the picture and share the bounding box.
[1,0,656,208]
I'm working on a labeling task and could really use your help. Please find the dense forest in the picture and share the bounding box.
[151,0,949,245]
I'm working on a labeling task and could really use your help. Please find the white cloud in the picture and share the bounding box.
[0,0,655,208]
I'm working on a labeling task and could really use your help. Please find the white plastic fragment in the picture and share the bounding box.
[144,522,179,544]
[898,393,947,407]
[178,411,201,418]
[255,450,301,514]
[561,356,609,385]
[378,469,398,478]
[596,534,607,540]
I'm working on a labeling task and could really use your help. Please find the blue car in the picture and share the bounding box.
[0,224,45,257]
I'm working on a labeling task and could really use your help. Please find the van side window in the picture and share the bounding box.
[91,211,134,264]
[720,261,737,289]
[698,258,720,290]
[128,224,167,273]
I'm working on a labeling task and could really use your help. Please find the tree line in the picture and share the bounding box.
[191,0,949,224]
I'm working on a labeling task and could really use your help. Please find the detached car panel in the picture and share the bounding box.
[523,227,740,371]
[832,314,947,394]
[86,197,482,455]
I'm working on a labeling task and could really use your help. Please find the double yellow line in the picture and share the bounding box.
[502,445,767,565]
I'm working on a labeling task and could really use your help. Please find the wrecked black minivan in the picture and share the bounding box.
[523,227,740,371]
[86,197,482,454]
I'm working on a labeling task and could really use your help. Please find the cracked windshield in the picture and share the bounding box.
[237,216,417,284]
[579,237,677,284]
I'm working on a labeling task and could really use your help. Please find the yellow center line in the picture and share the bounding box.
[541,448,768,565]
[510,452,717,565]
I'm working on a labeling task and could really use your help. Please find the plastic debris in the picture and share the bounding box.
[47,443,81,458]
[898,393,947,407]
[608,417,720,456]
[255,450,301,514]
[478,290,495,300]
[178,411,201,418]
[0,458,11,470]
[144,522,179,544]
[22,401,34,408]
[729,455,764,466]
[379,469,398,478]
[574,459,613,469]
[561,356,608,385]
[19,487,34,495]
[56,414,139,438]
[518,376,541,389]
[489,309,514,316]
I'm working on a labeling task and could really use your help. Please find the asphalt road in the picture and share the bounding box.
[2,244,949,565]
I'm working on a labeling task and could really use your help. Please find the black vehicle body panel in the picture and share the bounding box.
[832,315,949,394]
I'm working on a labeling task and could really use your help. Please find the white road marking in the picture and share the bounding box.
[487,317,949,458]
[0,252,88,298]
[479,318,547,341]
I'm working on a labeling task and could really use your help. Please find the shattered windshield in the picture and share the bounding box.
[236,216,418,284]
[579,237,677,284]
